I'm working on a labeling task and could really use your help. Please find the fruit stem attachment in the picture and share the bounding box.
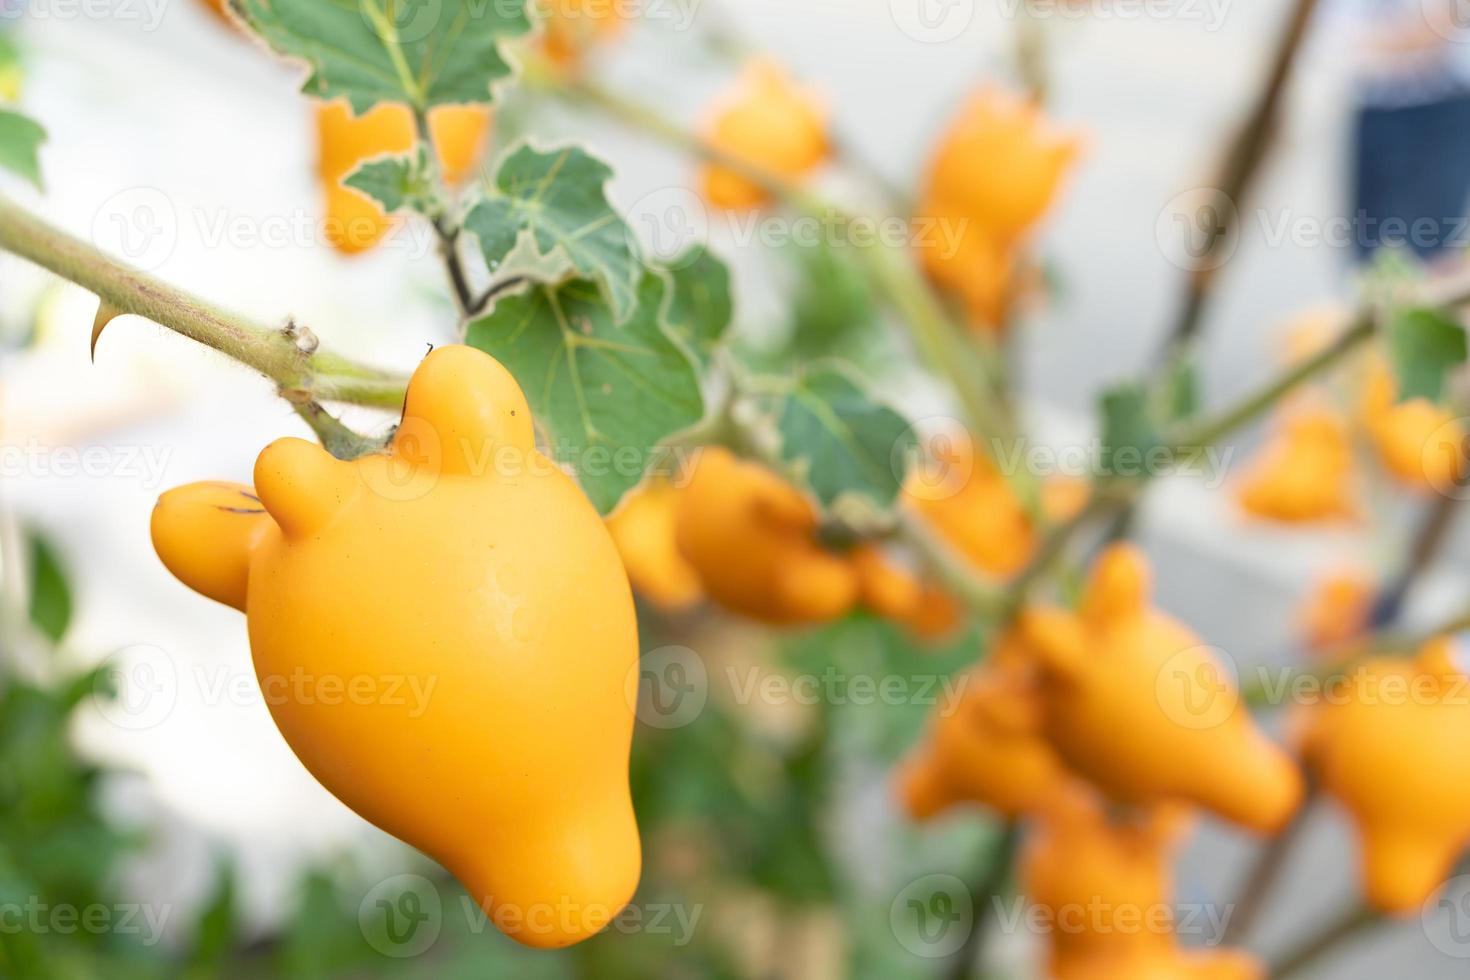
[1266,903,1383,980]
[0,193,409,414]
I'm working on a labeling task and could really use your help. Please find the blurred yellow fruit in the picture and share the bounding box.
[317,100,492,255]
[1297,569,1375,653]
[1018,545,1305,832]
[701,60,828,210]
[606,478,704,613]
[1297,639,1470,913]
[675,448,857,625]
[536,0,626,69]
[1236,406,1358,524]
[1359,357,1467,493]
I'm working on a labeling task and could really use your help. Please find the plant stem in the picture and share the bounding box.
[1221,787,1319,946]
[0,194,408,410]
[1267,904,1383,980]
[945,821,1022,980]
[1372,491,1464,625]
[1160,0,1323,358]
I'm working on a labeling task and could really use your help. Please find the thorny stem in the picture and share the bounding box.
[0,194,409,412]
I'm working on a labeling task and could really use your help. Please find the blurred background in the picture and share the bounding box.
[2,0,1470,977]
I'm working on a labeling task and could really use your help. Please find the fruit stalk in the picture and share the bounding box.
[0,193,409,410]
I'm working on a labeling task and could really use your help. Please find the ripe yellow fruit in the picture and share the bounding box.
[536,0,626,69]
[606,478,704,613]
[674,448,857,625]
[1018,545,1305,832]
[1296,640,1470,913]
[896,635,1079,819]
[1297,569,1375,653]
[152,346,641,948]
[1236,406,1358,524]
[915,227,1016,332]
[1359,357,1466,493]
[317,100,492,255]
[701,61,828,210]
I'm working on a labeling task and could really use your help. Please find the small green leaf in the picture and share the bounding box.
[788,241,875,358]
[464,273,704,513]
[1098,382,1161,478]
[343,145,433,215]
[0,108,45,191]
[233,0,530,113]
[661,245,732,370]
[1386,307,1467,403]
[464,144,641,322]
[26,531,70,643]
[1154,355,1200,424]
[776,364,916,510]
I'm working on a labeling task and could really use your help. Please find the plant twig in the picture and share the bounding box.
[284,396,390,461]
[1267,903,1383,980]
[0,193,408,410]
[945,821,1022,980]
[433,219,477,318]
[1160,0,1323,358]
[1221,787,1319,946]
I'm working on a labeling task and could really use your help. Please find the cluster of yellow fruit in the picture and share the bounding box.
[607,434,1086,638]
[895,542,1470,976]
[1237,309,1466,523]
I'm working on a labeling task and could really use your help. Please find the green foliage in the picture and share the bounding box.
[773,364,916,510]
[1097,381,1163,478]
[26,531,71,644]
[464,144,642,322]
[0,108,45,191]
[464,273,704,513]
[786,241,877,359]
[1386,307,1468,403]
[232,0,530,113]
[344,145,436,215]
[661,245,733,371]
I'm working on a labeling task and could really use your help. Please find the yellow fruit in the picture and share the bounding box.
[1236,407,1358,524]
[701,60,828,210]
[1018,545,1304,832]
[317,100,492,255]
[674,448,857,625]
[1297,570,1374,653]
[537,0,626,69]
[914,223,1016,333]
[152,346,641,948]
[1296,640,1470,914]
[897,635,1079,819]
[606,478,704,612]
[1359,357,1466,493]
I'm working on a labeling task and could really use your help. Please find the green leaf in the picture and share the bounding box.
[1098,382,1162,478]
[661,245,732,370]
[188,857,238,970]
[232,0,530,113]
[1386,307,1468,403]
[26,531,70,643]
[1153,355,1200,424]
[776,364,916,510]
[788,241,875,358]
[464,144,641,322]
[343,145,433,215]
[464,273,704,513]
[0,108,45,191]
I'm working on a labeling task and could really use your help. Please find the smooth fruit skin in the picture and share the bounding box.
[896,636,1078,820]
[701,61,828,210]
[1296,641,1470,914]
[1018,545,1304,833]
[317,101,491,255]
[151,481,271,611]
[1236,406,1358,524]
[605,478,704,613]
[674,447,857,625]
[151,346,641,948]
